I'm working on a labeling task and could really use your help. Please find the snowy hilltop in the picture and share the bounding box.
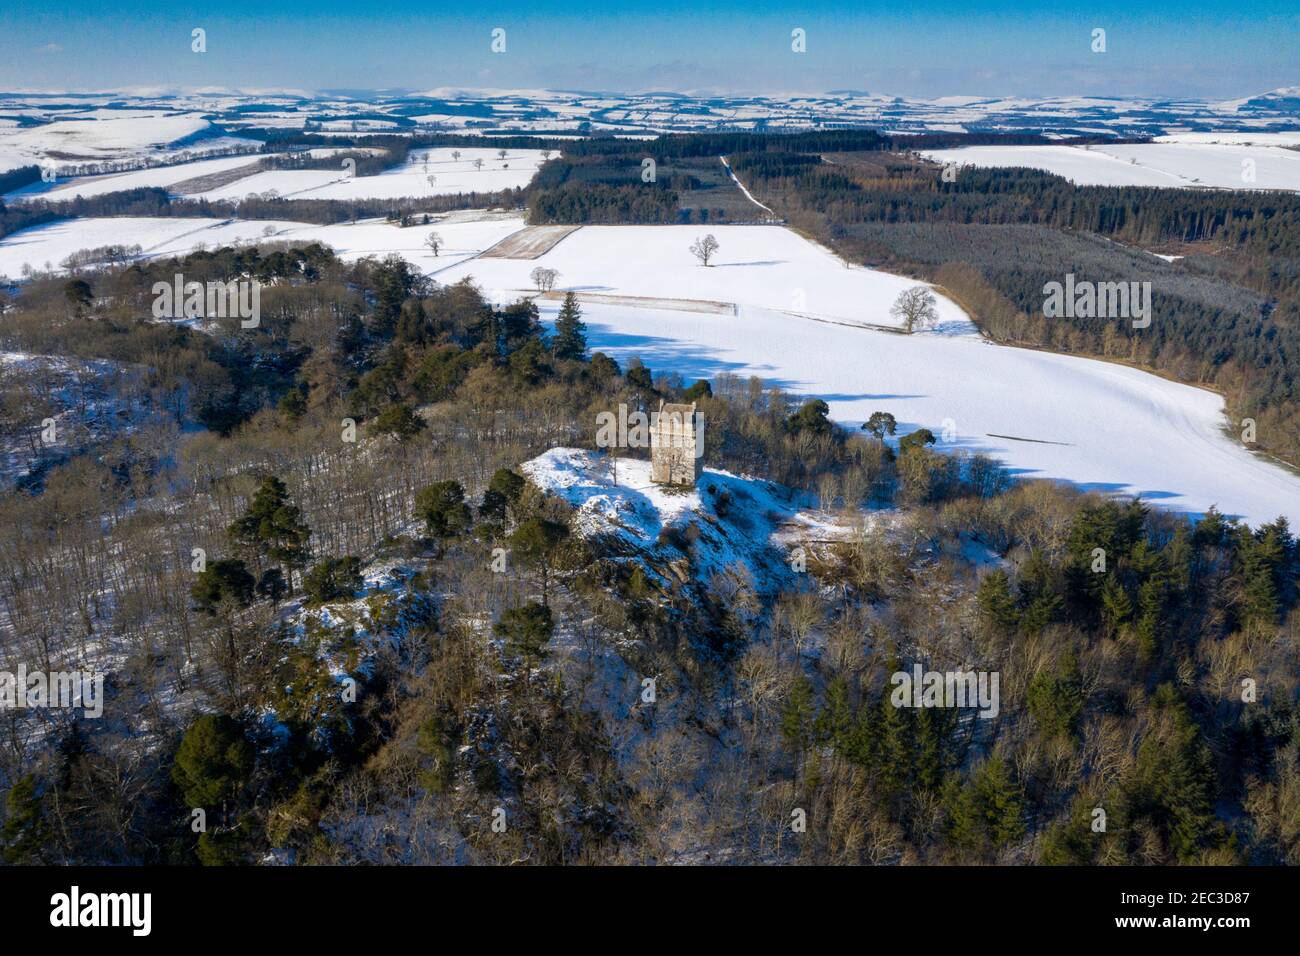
[521,447,856,595]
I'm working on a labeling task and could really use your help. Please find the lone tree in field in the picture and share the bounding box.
[890,286,939,333]
[451,149,461,162]
[541,149,552,160]
[474,158,484,171]
[690,234,720,267]
[426,174,437,188]
[497,148,508,161]
[424,231,443,256]
[530,266,559,292]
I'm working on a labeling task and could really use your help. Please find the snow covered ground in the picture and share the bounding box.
[0,350,156,488]
[4,153,263,201]
[5,213,1298,527]
[523,447,804,590]
[1153,132,1300,146]
[7,87,1300,145]
[0,214,525,277]
[0,112,220,172]
[920,142,1300,190]
[531,297,1300,528]
[193,147,547,201]
[0,218,963,335]
[439,224,969,331]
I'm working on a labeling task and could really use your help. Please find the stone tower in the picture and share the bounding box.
[650,401,700,486]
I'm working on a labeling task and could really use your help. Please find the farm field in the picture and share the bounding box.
[544,296,1300,527]
[921,141,1300,189]
[6,212,1299,527]
[438,223,971,330]
[193,147,547,201]
[0,214,527,276]
[479,224,579,258]
[0,111,242,172]
[4,153,263,201]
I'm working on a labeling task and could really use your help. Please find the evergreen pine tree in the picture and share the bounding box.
[171,714,253,824]
[228,476,312,585]
[976,754,1026,849]
[814,675,853,748]
[191,559,256,614]
[494,602,554,676]
[479,468,526,523]
[1100,573,1133,634]
[551,291,588,360]
[875,678,914,807]
[414,480,472,544]
[1135,576,1166,663]
[1039,796,1096,865]
[914,705,946,794]
[780,675,816,755]
[1,775,49,864]
[509,516,569,605]
[976,569,1019,634]
[1026,645,1084,742]
[1238,522,1289,631]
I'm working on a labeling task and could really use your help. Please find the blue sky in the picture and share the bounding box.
[2,2,1297,98]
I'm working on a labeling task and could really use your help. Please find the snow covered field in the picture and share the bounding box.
[5,213,1298,526]
[439,224,970,331]
[193,147,547,201]
[5,153,263,201]
[0,112,220,172]
[1153,132,1300,146]
[921,142,1300,190]
[532,297,1300,528]
[0,214,526,277]
[192,168,345,201]
[0,218,966,333]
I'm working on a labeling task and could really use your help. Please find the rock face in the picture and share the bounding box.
[650,401,700,486]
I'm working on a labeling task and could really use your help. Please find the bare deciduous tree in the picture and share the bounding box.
[530,267,559,292]
[890,286,939,333]
[689,234,719,267]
